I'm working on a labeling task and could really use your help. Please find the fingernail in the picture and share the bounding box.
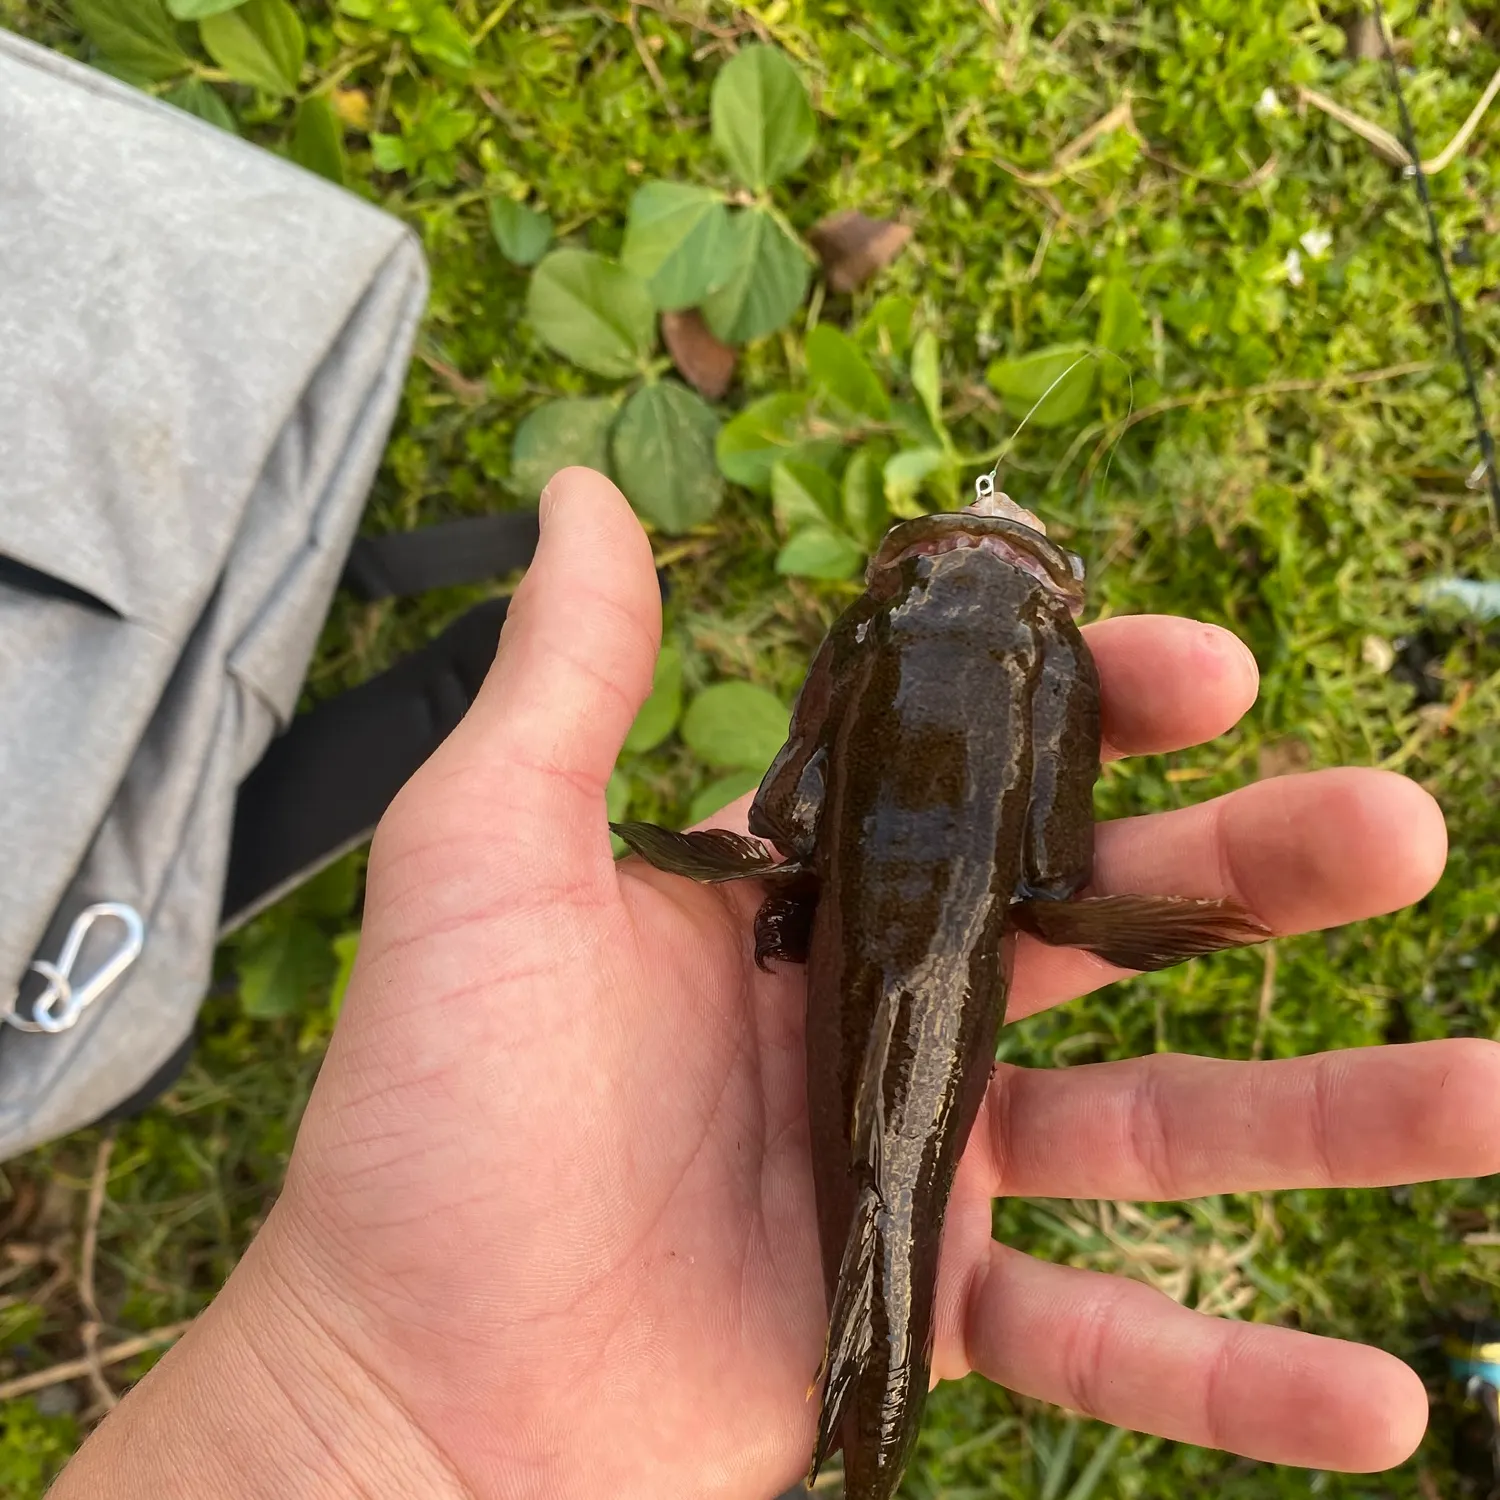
[1200,625,1259,684]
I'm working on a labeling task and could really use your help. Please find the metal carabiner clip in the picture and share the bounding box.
[2,904,145,1035]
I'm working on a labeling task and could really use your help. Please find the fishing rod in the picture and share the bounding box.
[1372,0,1500,531]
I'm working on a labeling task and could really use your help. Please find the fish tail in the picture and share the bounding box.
[807,1186,923,1500]
[807,1182,881,1485]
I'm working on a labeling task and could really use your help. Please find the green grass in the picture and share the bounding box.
[3,0,1500,1494]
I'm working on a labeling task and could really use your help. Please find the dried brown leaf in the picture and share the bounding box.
[331,87,369,130]
[807,210,912,294]
[1257,736,1312,780]
[661,309,736,401]
[1450,1207,1491,1236]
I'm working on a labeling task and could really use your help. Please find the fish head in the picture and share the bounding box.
[867,491,1087,616]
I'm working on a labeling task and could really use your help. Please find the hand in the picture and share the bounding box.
[57,468,1495,1499]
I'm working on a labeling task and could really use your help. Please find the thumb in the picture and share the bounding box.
[403,467,660,874]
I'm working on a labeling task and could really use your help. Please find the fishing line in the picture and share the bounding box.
[1090,352,1136,505]
[1372,0,1500,530]
[976,347,1135,503]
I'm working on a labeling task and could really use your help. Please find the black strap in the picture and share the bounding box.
[88,518,543,1129]
[341,512,540,600]
[222,594,511,929]
[223,515,668,931]
[225,515,541,926]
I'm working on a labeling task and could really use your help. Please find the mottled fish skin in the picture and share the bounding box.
[605,503,1269,1500]
[750,529,1096,1500]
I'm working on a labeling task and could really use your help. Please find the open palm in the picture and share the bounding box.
[257,469,1496,1500]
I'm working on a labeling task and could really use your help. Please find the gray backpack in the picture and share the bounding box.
[0,28,455,1159]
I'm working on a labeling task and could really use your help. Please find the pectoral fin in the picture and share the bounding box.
[611,821,795,883]
[1012,893,1270,972]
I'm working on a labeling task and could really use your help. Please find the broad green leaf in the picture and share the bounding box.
[806,324,890,421]
[290,97,346,185]
[716,391,811,491]
[682,681,789,770]
[167,0,241,20]
[1098,277,1145,352]
[772,459,839,535]
[370,133,407,174]
[701,208,810,346]
[710,44,816,192]
[527,250,656,377]
[606,769,632,822]
[163,79,238,131]
[509,397,616,501]
[411,6,474,69]
[910,328,943,433]
[858,294,915,358]
[489,198,552,267]
[889,397,944,451]
[621,182,735,312]
[238,917,333,1019]
[71,0,192,80]
[689,768,764,826]
[624,641,684,753]
[884,447,950,516]
[200,0,305,95]
[986,343,1098,428]
[607,769,632,859]
[611,381,723,533]
[842,443,890,548]
[776,526,864,580]
[296,852,362,917]
[328,931,360,1020]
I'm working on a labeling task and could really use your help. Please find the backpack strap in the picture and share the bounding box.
[221,592,511,930]
[221,515,666,932]
[340,511,540,600]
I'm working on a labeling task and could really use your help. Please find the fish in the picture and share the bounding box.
[612,481,1270,1499]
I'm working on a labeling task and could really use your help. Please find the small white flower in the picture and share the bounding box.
[1283,248,1304,287]
[976,332,1000,357]
[1300,227,1333,260]
[1254,86,1282,119]
[1448,25,1462,45]
[1362,634,1396,674]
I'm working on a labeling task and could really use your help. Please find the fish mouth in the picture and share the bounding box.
[868,510,1087,614]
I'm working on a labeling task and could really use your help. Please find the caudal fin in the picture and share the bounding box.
[1012,893,1270,972]
[808,1183,882,1484]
